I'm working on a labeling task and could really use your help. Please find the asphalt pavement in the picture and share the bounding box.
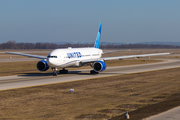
[144,106,180,120]
[0,59,180,90]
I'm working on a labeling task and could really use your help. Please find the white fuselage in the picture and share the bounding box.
[47,47,103,68]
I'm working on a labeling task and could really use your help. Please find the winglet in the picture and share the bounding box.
[94,22,102,48]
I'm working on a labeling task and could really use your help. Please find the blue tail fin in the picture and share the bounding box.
[94,22,102,48]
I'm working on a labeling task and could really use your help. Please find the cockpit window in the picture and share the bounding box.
[47,56,57,58]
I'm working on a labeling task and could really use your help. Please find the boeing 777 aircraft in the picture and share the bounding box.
[6,22,170,76]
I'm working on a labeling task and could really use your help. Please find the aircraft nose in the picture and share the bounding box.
[47,58,55,67]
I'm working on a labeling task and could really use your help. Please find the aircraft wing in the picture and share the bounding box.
[102,52,170,60]
[103,49,131,54]
[81,52,170,63]
[5,52,47,59]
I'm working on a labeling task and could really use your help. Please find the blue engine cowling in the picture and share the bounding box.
[37,60,49,71]
[93,61,106,72]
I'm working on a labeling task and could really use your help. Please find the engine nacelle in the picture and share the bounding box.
[37,60,49,71]
[93,61,106,72]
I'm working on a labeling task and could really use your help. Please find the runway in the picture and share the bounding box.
[0,59,180,91]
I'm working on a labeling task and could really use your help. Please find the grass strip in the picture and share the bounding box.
[110,93,180,120]
[0,67,180,119]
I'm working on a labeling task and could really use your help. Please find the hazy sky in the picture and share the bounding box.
[1,0,180,43]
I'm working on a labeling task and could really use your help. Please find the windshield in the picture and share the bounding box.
[47,56,57,58]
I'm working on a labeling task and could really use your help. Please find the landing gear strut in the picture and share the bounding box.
[59,68,68,74]
[52,67,58,76]
[90,70,99,74]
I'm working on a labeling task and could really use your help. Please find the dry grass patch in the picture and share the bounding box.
[0,61,43,76]
[1,68,180,119]
[110,93,180,120]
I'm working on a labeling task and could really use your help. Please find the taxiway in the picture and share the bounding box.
[144,106,180,120]
[0,59,180,91]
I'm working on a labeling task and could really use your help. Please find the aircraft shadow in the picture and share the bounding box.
[68,71,120,75]
[18,73,54,77]
[68,71,91,75]
[18,71,119,77]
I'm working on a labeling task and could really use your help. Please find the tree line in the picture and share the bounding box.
[0,41,180,49]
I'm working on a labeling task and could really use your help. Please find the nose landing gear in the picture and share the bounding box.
[52,67,58,76]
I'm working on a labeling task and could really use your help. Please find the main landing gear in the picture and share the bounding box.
[52,68,68,76]
[90,70,99,74]
[59,68,68,74]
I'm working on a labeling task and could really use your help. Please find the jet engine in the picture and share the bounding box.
[37,60,49,71]
[93,61,106,72]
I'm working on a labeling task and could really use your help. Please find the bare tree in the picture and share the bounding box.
[0,41,179,49]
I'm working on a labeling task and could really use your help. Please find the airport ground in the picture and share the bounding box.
[0,49,180,119]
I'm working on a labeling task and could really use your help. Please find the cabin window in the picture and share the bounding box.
[92,54,99,56]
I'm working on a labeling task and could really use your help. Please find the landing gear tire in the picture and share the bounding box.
[90,70,99,74]
[59,69,68,74]
[65,70,68,74]
[53,72,57,76]
[52,67,58,76]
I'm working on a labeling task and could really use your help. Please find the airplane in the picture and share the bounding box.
[6,22,170,76]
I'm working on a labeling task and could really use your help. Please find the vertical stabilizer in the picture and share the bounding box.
[94,22,102,48]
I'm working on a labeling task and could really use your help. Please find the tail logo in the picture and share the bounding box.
[94,22,102,48]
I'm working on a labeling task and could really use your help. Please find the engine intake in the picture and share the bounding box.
[93,61,106,72]
[37,60,49,71]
